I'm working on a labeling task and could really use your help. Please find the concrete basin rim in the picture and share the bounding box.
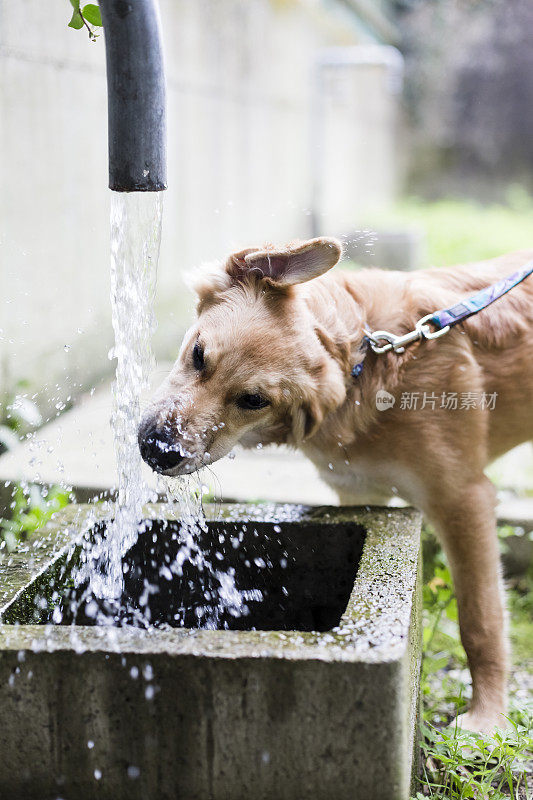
[0,502,422,663]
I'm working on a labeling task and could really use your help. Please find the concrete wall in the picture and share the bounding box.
[0,0,401,418]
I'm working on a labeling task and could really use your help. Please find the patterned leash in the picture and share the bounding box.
[352,259,533,378]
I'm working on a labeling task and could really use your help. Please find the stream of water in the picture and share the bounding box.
[78,192,253,627]
[85,192,162,601]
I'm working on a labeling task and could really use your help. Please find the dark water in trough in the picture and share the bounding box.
[41,518,365,632]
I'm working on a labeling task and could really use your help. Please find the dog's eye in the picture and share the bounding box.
[192,342,205,371]
[236,393,270,410]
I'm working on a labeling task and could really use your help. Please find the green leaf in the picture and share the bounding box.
[82,3,102,26]
[422,585,434,604]
[422,626,433,647]
[445,597,458,621]
[68,8,84,29]
[70,0,80,8]
[422,654,449,675]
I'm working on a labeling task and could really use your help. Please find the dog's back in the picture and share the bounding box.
[329,250,533,458]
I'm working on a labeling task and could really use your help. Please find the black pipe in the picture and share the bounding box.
[99,0,167,191]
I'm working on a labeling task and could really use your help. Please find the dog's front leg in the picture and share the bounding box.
[424,476,508,734]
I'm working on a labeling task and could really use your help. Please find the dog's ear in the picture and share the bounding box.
[228,237,342,286]
[225,247,261,279]
[290,398,323,444]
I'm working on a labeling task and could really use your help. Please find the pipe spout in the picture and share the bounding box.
[99,0,167,192]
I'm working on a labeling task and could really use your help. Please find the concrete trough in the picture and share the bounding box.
[0,503,422,800]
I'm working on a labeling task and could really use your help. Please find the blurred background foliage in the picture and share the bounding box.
[365,190,533,267]
[394,0,533,201]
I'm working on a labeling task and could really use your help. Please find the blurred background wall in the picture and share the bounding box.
[0,0,401,419]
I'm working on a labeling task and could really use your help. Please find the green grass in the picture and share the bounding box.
[413,527,533,799]
[363,188,533,267]
[0,483,71,551]
[415,716,532,800]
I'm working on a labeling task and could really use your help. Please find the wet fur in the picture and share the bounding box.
[141,240,533,734]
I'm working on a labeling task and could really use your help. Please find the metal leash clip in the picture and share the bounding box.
[364,315,451,355]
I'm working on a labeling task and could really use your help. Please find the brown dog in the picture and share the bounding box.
[139,238,533,734]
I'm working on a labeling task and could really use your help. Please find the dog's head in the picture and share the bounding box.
[139,237,351,476]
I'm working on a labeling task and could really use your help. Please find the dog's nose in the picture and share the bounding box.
[138,422,184,473]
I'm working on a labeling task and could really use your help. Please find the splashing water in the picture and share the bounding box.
[87,192,162,600]
[76,193,257,627]
[164,477,258,628]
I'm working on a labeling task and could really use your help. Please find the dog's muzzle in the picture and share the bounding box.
[138,418,185,474]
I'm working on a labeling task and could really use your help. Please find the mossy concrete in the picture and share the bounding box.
[0,503,422,800]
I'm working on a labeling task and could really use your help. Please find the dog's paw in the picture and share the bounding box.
[453,710,509,736]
